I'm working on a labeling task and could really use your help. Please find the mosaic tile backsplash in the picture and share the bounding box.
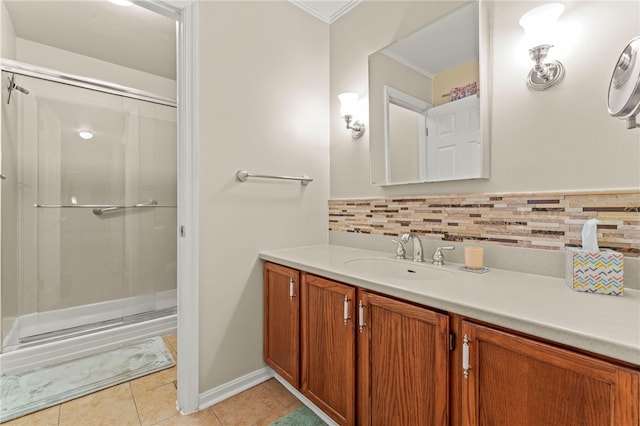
[328,190,640,257]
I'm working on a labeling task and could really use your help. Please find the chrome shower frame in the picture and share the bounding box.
[6,72,30,105]
[0,58,176,108]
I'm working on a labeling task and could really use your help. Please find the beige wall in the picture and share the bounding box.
[330,1,640,199]
[15,38,175,100]
[197,1,329,392]
[369,50,432,183]
[0,0,16,59]
[388,103,421,182]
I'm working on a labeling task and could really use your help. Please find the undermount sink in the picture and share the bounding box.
[342,257,456,281]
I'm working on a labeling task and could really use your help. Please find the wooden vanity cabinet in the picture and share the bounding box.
[299,276,451,426]
[263,263,300,387]
[301,273,356,426]
[263,262,640,426]
[460,321,640,426]
[358,290,450,426]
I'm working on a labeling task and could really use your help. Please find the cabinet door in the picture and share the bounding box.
[461,321,640,426]
[263,262,300,387]
[358,290,449,426]
[302,274,356,426]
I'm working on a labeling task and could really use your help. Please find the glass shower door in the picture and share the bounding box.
[1,71,176,350]
[120,97,177,321]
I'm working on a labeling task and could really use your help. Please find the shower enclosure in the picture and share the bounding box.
[0,61,177,365]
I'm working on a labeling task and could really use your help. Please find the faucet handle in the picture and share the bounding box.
[432,245,455,266]
[391,239,406,259]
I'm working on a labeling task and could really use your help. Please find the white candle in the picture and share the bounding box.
[465,246,484,269]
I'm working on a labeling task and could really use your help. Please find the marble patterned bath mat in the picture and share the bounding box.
[0,336,175,423]
[270,406,327,425]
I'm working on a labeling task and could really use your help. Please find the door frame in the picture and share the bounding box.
[142,0,200,414]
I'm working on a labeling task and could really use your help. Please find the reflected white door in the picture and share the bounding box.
[426,95,480,181]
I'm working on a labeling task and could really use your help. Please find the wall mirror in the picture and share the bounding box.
[369,1,491,186]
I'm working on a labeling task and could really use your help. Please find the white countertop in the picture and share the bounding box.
[260,244,640,367]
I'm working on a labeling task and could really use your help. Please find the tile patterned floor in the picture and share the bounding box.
[4,334,302,426]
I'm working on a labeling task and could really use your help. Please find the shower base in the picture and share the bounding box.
[0,290,177,375]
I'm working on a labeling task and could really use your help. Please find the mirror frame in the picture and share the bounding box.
[369,1,492,186]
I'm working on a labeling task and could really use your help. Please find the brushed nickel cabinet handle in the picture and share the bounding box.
[358,301,366,333]
[343,294,351,325]
[289,277,296,298]
[463,334,471,379]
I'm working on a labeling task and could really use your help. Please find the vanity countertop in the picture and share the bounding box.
[260,244,640,367]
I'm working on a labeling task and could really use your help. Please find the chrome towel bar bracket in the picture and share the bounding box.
[235,170,313,186]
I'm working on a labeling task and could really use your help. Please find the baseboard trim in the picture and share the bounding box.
[198,367,274,411]
[271,373,339,426]
[196,367,338,426]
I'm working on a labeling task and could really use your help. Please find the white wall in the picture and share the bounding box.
[197,1,329,392]
[330,1,640,199]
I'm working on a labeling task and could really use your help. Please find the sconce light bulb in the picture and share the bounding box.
[338,92,365,138]
[519,3,564,30]
[519,3,564,48]
[338,92,359,117]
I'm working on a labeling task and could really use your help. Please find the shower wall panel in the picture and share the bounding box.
[124,100,176,300]
[1,71,20,342]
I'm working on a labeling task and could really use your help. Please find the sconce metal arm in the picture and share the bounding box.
[527,44,565,91]
[343,114,365,139]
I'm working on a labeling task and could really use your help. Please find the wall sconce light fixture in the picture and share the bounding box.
[519,3,565,91]
[338,92,365,139]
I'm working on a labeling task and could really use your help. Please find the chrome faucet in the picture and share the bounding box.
[401,233,424,262]
[432,246,455,266]
[391,239,406,259]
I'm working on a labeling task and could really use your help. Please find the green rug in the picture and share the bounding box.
[270,406,327,425]
[0,336,175,423]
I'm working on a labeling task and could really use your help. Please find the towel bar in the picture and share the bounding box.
[235,170,313,186]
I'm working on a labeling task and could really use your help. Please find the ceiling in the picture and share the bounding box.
[4,0,177,80]
[382,3,478,77]
[3,1,358,82]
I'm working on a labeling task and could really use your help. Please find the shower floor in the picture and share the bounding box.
[3,289,177,350]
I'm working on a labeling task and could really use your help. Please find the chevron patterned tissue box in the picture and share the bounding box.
[565,248,624,296]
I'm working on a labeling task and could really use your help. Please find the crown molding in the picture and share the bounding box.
[290,0,361,24]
